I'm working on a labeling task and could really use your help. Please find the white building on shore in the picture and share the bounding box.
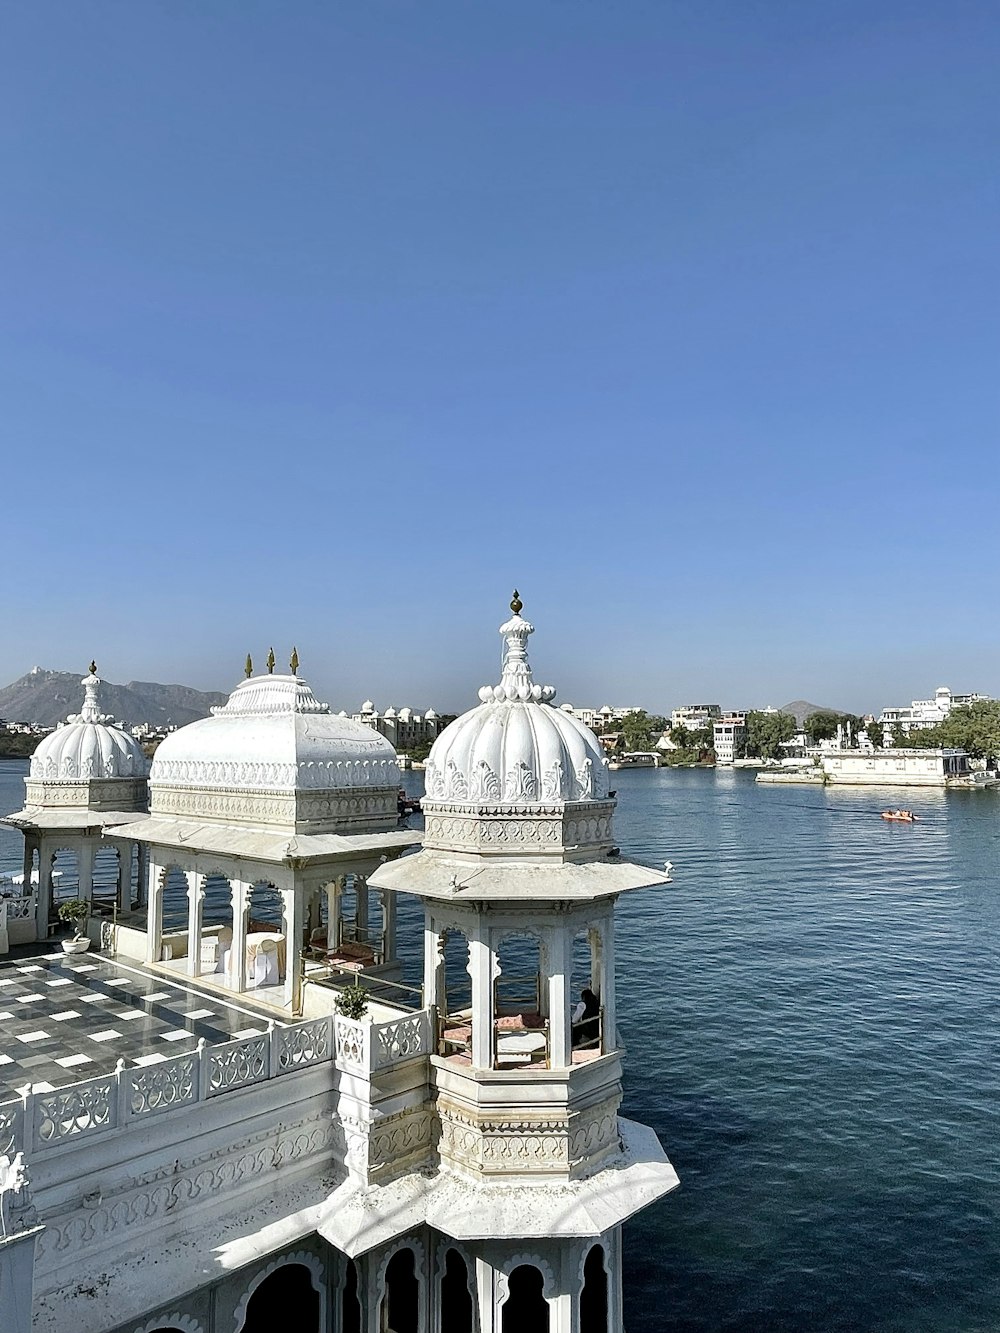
[1,601,679,1333]
[876,686,990,738]
[351,701,444,752]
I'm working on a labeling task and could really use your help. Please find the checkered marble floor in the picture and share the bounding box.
[0,952,281,1097]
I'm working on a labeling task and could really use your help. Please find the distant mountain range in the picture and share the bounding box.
[779,700,846,728]
[0,668,227,730]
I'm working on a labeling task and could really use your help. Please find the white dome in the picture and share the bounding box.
[30,668,147,783]
[423,600,609,807]
[150,674,400,795]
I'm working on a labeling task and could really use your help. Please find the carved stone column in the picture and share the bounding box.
[468,932,495,1069]
[114,841,131,912]
[136,842,149,908]
[21,840,33,900]
[186,871,204,977]
[144,861,163,963]
[599,910,617,1046]
[355,876,369,937]
[77,838,95,905]
[231,879,249,992]
[381,888,396,964]
[281,884,304,1013]
[424,919,444,1014]
[325,880,341,950]
[546,925,572,1069]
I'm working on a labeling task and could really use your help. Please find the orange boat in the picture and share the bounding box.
[881,809,918,822]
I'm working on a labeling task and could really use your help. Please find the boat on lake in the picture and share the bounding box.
[608,751,659,770]
[881,809,918,822]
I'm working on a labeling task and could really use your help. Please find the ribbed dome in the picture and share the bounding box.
[424,599,609,807]
[150,674,400,795]
[30,667,147,782]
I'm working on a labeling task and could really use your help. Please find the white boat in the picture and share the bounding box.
[608,752,659,770]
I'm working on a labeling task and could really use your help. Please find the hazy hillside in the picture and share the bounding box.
[780,700,845,728]
[0,668,227,729]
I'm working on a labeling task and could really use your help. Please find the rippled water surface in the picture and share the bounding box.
[3,760,999,1330]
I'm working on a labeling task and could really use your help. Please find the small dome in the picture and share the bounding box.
[151,674,400,796]
[30,667,147,783]
[384,706,397,719]
[360,700,375,713]
[425,708,437,720]
[423,601,609,807]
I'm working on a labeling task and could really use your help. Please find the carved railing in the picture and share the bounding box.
[2,894,36,921]
[0,1006,435,1159]
[0,1015,339,1158]
[334,1009,433,1076]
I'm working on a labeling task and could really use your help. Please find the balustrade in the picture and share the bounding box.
[0,1005,435,1160]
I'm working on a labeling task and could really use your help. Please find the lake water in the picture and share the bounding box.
[3,759,999,1331]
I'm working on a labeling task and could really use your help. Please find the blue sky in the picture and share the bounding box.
[3,1,998,716]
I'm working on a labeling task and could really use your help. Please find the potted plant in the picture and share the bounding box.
[335,982,370,1021]
[58,899,91,954]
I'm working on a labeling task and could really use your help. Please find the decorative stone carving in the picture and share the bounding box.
[33,1111,335,1273]
[232,1249,326,1332]
[133,1315,204,1333]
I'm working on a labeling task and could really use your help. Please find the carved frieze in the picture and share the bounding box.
[421,801,615,856]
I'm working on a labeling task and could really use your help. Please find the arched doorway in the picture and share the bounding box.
[580,1245,608,1333]
[439,1247,474,1332]
[502,1265,549,1333]
[382,1247,419,1333]
[241,1262,319,1332]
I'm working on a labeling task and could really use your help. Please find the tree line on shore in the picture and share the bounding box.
[597,700,1000,764]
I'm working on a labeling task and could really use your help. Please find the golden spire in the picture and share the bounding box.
[244,653,253,679]
[89,660,98,675]
[266,647,275,674]
[290,646,299,675]
[510,589,523,615]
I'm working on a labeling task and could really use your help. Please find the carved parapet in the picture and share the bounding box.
[333,1010,433,1078]
[436,1094,621,1181]
[421,800,616,859]
[149,782,398,832]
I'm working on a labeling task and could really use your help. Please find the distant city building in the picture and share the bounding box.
[352,700,445,751]
[671,703,722,731]
[877,686,991,738]
[560,703,645,730]
[713,712,748,765]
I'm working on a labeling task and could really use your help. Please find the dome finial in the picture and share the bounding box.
[290,646,299,675]
[477,593,558,705]
[80,662,102,722]
[244,653,253,679]
[267,647,275,675]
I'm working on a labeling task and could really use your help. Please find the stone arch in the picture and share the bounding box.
[232,1249,325,1332]
[499,1264,550,1332]
[133,1316,204,1333]
[50,844,80,902]
[494,930,544,1017]
[579,1243,609,1333]
[437,1244,476,1333]
[158,863,190,934]
[374,1234,427,1293]
[496,1253,556,1303]
[377,1242,424,1333]
[247,879,283,933]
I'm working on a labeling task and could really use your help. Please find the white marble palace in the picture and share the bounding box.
[0,597,678,1333]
